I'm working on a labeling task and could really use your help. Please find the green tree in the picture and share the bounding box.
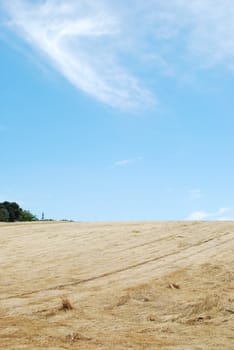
[19,210,38,222]
[2,201,21,222]
[0,202,38,222]
[0,207,9,222]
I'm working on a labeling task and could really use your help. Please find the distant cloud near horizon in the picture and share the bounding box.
[2,0,234,109]
[186,207,233,221]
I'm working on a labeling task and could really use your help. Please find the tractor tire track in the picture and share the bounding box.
[1,231,233,301]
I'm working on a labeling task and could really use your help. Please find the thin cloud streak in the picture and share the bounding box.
[113,156,143,167]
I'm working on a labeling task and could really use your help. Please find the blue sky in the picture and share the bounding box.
[1,0,234,221]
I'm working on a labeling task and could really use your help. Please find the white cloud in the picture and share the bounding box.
[1,0,154,109]
[2,0,234,108]
[142,0,234,70]
[186,207,233,221]
[217,207,230,215]
[113,156,142,167]
[186,211,210,221]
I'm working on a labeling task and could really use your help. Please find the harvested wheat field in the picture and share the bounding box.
[0,221,233,349]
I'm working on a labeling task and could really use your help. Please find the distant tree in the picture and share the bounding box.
[0,207,9,222]
[2,201,21,222]
[19,210,38,222]
[0,202,38,222]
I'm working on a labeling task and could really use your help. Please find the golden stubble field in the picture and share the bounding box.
[0,221,233,349]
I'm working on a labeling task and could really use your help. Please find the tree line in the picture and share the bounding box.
[0,202,38,222]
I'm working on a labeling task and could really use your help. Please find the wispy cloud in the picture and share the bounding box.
[141,0,234,70]
[186,207,233,221]
[186,211,210,221]
[1,0,154,109]
[113,156,142,167]
[2,1,234,108]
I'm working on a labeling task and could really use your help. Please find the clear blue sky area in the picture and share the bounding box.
[1,1,234,221]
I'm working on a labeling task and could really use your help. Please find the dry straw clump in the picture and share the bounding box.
[185,294,221,317]
[167,282,180,290]
[60,297,73,311]
[66,332,92,342]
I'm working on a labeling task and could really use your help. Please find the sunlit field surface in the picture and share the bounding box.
[0,221,233,349]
